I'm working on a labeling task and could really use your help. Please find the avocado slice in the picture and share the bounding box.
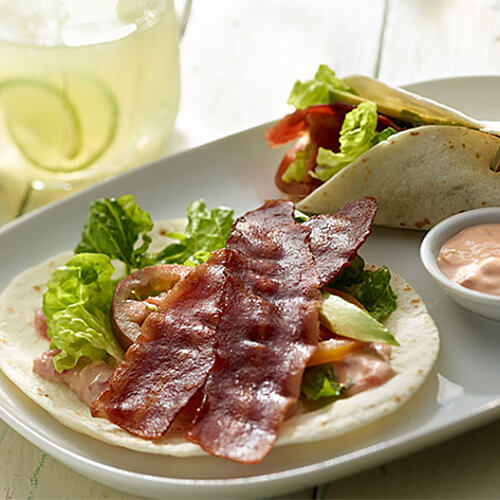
[320,292,399,346]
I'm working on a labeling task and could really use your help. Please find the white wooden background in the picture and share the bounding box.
[3,0,500,498]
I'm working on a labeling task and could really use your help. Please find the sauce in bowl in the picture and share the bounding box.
[437,223,500,296]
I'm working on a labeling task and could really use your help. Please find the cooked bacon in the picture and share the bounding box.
[303,196,378,286]
[91,251,228,439]
[266,103,353,148]
[186,200,321,463]
[92,198,379,462]
[268,104,352,197]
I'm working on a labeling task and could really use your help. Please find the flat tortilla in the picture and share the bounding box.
[297,126,500,230]
[0,220,439,457]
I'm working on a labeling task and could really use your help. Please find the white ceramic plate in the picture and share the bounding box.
[1,76,500,498]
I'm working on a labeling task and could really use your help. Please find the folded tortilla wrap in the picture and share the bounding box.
[297,125,500,230]
[340,74,486,130]
[289,75,500,229]
[0,220,439,457]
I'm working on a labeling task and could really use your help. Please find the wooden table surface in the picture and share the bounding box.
[2,0,500,498]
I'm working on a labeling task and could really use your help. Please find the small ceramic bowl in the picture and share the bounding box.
[420,207,500,321]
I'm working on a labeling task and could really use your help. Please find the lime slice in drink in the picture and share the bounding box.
[0,75,118,174]
[0,79,81,164]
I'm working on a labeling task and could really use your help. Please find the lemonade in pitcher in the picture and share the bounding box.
[0,0,181,198]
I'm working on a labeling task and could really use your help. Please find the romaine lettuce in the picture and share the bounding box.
[301,364,344,403]
[312,102,397,182]
[42,253,124,372]
[75,194,153,273]
[281,144,311,183]
[329,255,397,321]
[287,64,356,109]
[149,199,234,266]
[43,198,234,371]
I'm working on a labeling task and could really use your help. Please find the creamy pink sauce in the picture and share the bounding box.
[437,223,500,296]
[33,350,113,407]
[33,308,49,341]
[332,343,395,396]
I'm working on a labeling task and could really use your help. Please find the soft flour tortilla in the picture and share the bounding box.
[291,74,500,229]
[297,126,500,230]
[0,219,439,457]
[341,74,486,130]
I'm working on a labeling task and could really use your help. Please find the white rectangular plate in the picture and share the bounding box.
[0,76,499,498]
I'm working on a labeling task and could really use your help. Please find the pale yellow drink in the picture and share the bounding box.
[0,0,180,195]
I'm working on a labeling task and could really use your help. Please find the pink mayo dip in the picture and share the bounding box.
[437,223,500,296]
[333,343,394,396]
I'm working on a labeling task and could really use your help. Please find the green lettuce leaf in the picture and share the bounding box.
[372,126,397,145]
[149,200,234,266]
[74,194,153,272]
[42,253,124,372]
[331,254,365,285]
[330,255,397,322]
[281,143,311,183]
[287,64,356,109]
[301,364,344,403]
[312,101,398,182]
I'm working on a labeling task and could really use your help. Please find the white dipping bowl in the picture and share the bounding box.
[420,207,500,321]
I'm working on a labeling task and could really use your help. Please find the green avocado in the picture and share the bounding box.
[320,292,399,346]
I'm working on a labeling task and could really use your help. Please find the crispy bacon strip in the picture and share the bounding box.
[303,196,378,286]
[186,200,321,463]
[91,251,228,438]
[92,198,378,461]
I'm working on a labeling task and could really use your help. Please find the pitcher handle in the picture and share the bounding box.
[178,0,192,39]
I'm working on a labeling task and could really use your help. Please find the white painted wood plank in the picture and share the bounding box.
[379,0,500,85]
[320,418,500,499]
[0,421,140,499]
[173,0,386,150]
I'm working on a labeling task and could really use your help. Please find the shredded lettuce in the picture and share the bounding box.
[301,364,344,404]
[329,255,397,321]
[287,64,357,109]
[311,102,397,182]
[42,253,124,372]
